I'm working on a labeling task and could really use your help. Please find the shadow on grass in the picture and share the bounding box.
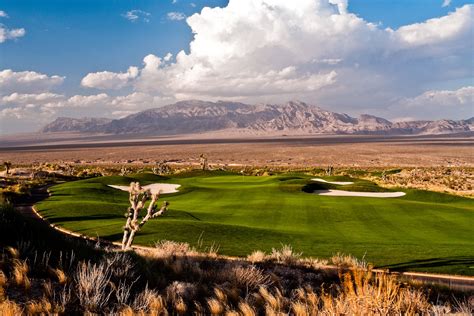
[99,232,124,241]
[380,256,474,272]
[100,231,157,242]
[47,214,122,223]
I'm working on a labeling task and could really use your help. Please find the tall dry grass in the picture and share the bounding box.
[0,243,472,315]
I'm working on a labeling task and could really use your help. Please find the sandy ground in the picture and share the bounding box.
[108,183,181,194]
[312,178,354,185]
[0,134,472,167]
[0,168,33,177]
[314,190,406,198]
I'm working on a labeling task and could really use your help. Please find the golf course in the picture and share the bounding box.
[36,171,474,275]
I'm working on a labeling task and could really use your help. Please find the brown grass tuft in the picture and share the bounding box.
[247,250,267,263]
[11,259,30,290]
[132,287,166,314]
[75,261,112,312]
[232,265,272,291]
[5,247,19,259]
[331,252,367,269]
[174,297,187,315]
[239,301,257,316]
[0,300,23,316]
[270,244,302,265]
[207,298,225,315]
[26,297,53,314]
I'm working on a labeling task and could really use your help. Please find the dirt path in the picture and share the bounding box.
[14,186,474,292]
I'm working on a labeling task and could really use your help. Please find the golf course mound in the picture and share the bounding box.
[36,172,474,275]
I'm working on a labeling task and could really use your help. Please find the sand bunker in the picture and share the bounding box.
[108,183,181,194]
[314,189,406,198]
[312,178,354,185]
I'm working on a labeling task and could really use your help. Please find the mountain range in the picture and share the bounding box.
[41,100,474,136]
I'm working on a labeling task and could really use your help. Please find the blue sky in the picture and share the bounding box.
[1,0,225,94]
[0,0,473,133]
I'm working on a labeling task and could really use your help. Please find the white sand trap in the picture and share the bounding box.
[314,189,406,198]
[312,178,354,185]
[108,183,181,194]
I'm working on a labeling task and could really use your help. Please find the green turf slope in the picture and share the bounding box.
[36,172,474,275]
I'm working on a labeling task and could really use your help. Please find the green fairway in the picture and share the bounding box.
[36,172,474,275]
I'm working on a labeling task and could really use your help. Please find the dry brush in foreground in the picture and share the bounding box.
[0,242,472,315]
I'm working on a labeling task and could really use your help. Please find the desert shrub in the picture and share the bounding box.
[75,261,113,312]
[270,244,302,265]
[132,286,165,313]
[247,250,267,263]
[231,265,273,291]
[331,252,368,269]
[153,240,196,258]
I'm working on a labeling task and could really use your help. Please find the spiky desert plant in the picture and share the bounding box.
[3,161,12,175]
[121,182,169,250]
[199,154,209,171]
[152,161,171,175]
[120,166,132,176]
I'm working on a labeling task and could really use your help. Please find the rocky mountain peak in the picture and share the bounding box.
[40,100,473,136]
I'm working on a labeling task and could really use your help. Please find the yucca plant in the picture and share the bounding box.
[121,182,169,250]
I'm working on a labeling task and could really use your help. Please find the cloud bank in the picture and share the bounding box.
[1,0,473,133]
[82,1,473,109]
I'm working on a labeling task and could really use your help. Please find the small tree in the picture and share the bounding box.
[120,166,132,176]
[152,161,171,175]
[121,182,169,250]
[3,161,12,175]
[325,165,334,176]
[199,154,208,171]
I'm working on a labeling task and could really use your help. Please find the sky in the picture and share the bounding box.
[0,0,473,134]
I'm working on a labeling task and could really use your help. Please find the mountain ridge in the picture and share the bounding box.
[41,100,474,136]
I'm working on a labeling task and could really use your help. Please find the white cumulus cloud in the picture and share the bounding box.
[80,0,473,115]
[402,86,474,108]
[0,25,25,43]
[0,10,25,43]
[81,67,139,90]
[394,5,472,47]
[391,86,474,120]
[0,69,64,94]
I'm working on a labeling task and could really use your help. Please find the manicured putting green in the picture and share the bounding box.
[36,172,474,275]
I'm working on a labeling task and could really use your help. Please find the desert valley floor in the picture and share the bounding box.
[0,133,472,167]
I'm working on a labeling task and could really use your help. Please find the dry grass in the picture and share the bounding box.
[0,244,472,315]
[231,265,273,291]
[0,300,23,316]
[246,245,303,266]
[374,167,474,197]
[331,252,368,269]
[132,286,166,314]
[207,297,225,315]
[49,267,67,284]
[75,261,113,312]
[152,240,197,258]
[247,250,266,263]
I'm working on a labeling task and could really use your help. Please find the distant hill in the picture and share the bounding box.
[42,117,113,133]
[41,100,474,136]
